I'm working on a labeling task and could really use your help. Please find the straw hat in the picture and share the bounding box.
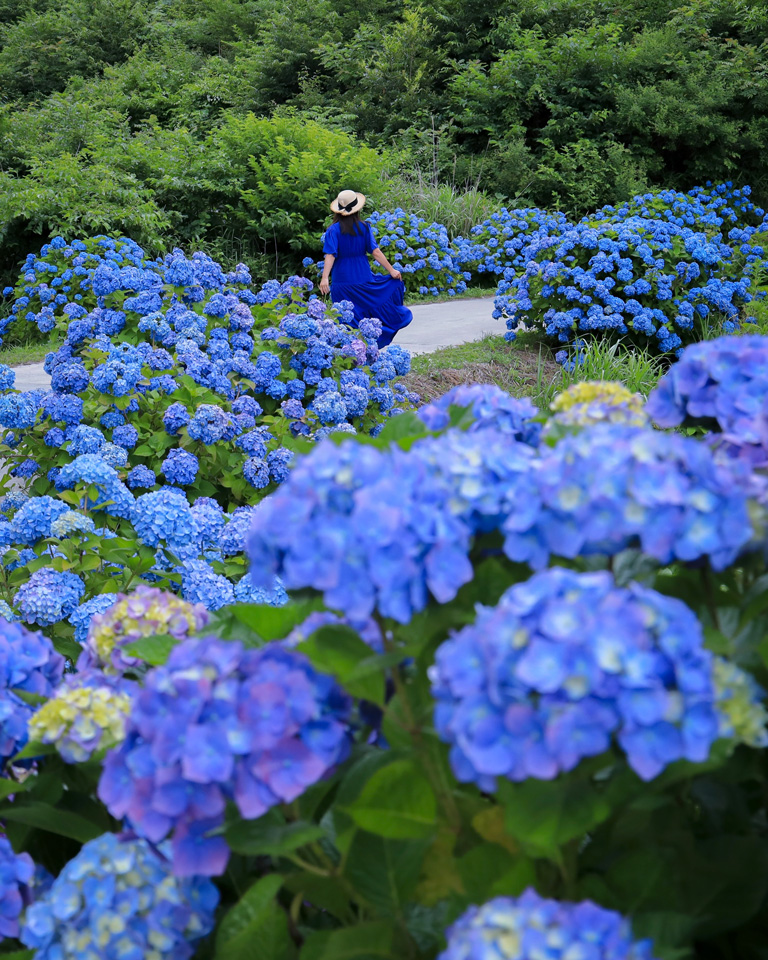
[330,189,366,216]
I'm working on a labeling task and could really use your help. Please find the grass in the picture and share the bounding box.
[407,286,497,306]
[403,332,666,409]
[0,336,60,367]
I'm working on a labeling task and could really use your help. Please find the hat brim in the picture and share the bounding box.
[330,192,366,215]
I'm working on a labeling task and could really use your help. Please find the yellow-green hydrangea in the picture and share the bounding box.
[84,584,208,674]
[549,381,648,429]
[714,657,768,749]
[29,681,133,763]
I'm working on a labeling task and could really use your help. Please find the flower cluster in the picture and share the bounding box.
[431,567,724,786]
[713,657,768,749]
[0,836,34,940]
[248,428,539,623]
[99,638,352,875]
[548,381,648,430]
[503,424,757,571]
[646,334,768,466]
[82,586,208,674]
[440,891,657,960]
[29,673,135,763]
[20,833,219,959]
[0,619,65,765]
[366,209,468,296]
[417,383,542,444]
[454,206,571,277]
[493,183,768,359]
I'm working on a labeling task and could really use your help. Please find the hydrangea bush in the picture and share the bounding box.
[0,237,418,647]
[1,280,768,957]
[493,183,768,361]
[454,206,571,278]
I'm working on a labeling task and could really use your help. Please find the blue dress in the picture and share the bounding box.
[323,221,413,348]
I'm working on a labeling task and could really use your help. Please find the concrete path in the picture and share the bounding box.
[9,296,497,390]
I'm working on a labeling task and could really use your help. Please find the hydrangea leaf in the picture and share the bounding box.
[345,759,438,840]
[300,921,397,960]
[0,799,104,843]
[229,598,327,641]
[122,632,177,666]
[225,818,326,857]
[297,625,385,705]
[497,776,612,861]
[215,874,295,960]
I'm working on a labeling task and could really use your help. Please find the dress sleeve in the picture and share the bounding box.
[366,223,379,253]
[323,224,339,256]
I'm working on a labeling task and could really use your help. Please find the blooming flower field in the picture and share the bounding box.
[0,193,767,958]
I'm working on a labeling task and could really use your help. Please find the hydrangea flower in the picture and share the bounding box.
[440,890,657,960]
[548,381,649,429]
[646,334,768,466]
[20,833,219,959]
[82,586,208,674]
[29,672,134,763]
[0,836,34,939]
[14,568,86,627]
[131,489,199,549]
[0,619,65,764]
[713,657,768,749]
[161,448,199,486]
[248,426,541,622]
[503,425,757,572]
[99,638,352,875]
[417,383,541,443]
[68,593,119,644]
[431,567,722,785]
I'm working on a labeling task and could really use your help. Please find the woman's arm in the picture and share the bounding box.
[319,254,335,295]
[372,247,402,281]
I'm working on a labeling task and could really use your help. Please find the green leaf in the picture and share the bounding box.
[0,801,104,842]
[373,411,429,449]
[51,635,82,662]
[226,818,325,857]
[300,922,396,960]
[11,740,56,762]
[0,950,36,959]
[458,843,536,902]
[345,759,437,839]
[498,775,612,861]
[215,874,294,960]
[297,626,385,705]
[342,831,430,914]
[229,598,326,641]
[123,633,177,666]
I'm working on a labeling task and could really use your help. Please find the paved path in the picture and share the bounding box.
[10,297,497,391]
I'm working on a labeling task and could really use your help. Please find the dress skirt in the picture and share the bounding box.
[331,275,413,348]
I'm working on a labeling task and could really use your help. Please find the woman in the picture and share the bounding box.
[319,189,413,348]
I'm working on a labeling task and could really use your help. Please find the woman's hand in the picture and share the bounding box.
[389,269,402,281]
[319,277,331,296]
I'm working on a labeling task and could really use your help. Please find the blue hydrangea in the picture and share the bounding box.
[180,559,235,610]
[99,639,352,875]
[432,568,722,786]
[0,618,64,763]
[126,465,156,489]
[11,496,70,545]
[131,489,199,549]
[66,424,106,455]
[233,574,288,605]
[243,457,270,489]
[502,425,757,571]
[187,404,237,444]
[190,498,224,545]
[220,508,256,556]
[0,836,34,939]
[69,593,119,644]
[440,891,657,960]
[417,383,542,444]
[56,455,134,518]
[99,441,129,468]
[646,334,768,467]
[161,449,199,486]
[112,423,139,449]
[21,833,219,959]
[15,568,86,627]
[162,402,189,435]
[0,392,38,429]
[50,510,96,539]
[248,428,539,622]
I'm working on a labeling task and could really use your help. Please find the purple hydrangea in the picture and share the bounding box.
[432,567,720,786]
[99,638,352,875]
[440,891,657,960]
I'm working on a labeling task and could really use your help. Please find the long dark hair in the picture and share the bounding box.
[333,211,366,236]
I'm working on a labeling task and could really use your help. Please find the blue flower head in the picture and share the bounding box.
[432,568,721,787]
[418,383,541,444]
[0,837,34,939]
[440,891,657,960]
[21,833,219,959]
